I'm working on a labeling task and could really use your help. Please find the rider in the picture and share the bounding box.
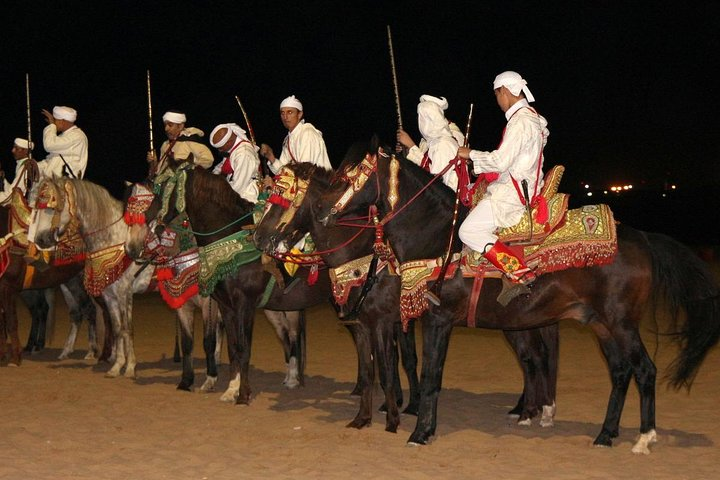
[147,110,214,176]
[396,95,461,191]
[209,123,260,203]
[37,106,88,180]
[0,138,34,205]
[259,95,332,292]
[26,106,89,266]
[457,71,549,301]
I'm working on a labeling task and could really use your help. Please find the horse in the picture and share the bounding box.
[311,147,720,453]
[29,177,221,392]
[0,202,111,366]
[124,165,413,430]
[252,159,558,430]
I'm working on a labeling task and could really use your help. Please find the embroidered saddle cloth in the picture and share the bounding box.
[399,203,618,327]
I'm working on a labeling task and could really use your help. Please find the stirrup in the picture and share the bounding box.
[496,276,531,307]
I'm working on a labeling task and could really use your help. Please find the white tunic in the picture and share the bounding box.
[212,140,260,203]
[407,122,464,191]
[468,100,548,227]
[268,120,332,174]
[38,124,88,179]
[0,158,30,205]
[160,127,214,171]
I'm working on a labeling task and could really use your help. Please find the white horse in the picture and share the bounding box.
[30,177,220,391]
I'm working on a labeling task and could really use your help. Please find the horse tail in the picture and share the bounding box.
[646,231,720,390]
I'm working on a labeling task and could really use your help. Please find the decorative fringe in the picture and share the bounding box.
[268,194,291,209]
[156,267,173,281]
[399,283,429,332]
[307,264,319,286]
[52,252,87,266]
[123,211,146,226]
[159,282,199,310]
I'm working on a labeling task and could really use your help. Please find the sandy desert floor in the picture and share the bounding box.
[2,288,719,480]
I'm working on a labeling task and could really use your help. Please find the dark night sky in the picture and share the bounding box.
[2,1,719,204]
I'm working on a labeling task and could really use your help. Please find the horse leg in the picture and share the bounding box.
[200,297,220,393]
[590,324,634,448]
[67,277,100,360]
[176,304,195,391]
[103,293,126,378]
[20,290,48,353]
[94,297,114,363]
[408,310,455,445]
[234,299,255,404]
[346,319,374,429]
[617,325,658,454]
[122,299,137,378]
[286,310,306,388]
[374,316,400,433]
[504,324,559,426]
[4,288,22,366]
[58,283,83,360]
[343,323,364,396]
[263,309,304,389]
[398,319,420,416]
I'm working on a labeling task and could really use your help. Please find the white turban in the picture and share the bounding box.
[53,106,77,122]
[419,94,448,110]
[417,94,453,142]
[493,71,535,103]
[210,123,249,148]
[280,95,303,111]
[14,138,34,150]
[162,111,187,124]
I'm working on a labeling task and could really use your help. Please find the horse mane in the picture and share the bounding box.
[335,137,457,212]
[66,178,123,225]
[188,167,254,216]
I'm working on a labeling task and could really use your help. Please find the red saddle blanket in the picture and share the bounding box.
[399,204,618,329]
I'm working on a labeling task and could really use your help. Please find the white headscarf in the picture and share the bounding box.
[53,106,77,122]
[14,138,34,150]
[210,123,250,148]
[162,111,187,124]
[493,71,535,102]
[280,95,303,111]
[417,95,453,143]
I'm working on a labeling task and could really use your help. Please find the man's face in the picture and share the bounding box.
[11,145,28,160]
[164,121,184,140]
[55,118,71,133]
[280,107,303,132]
[212,129,237,153]
[494,87,512,112]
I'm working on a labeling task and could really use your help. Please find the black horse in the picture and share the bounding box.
[125,167,413,428]
[253,157,559,431]
[308,147,718,452]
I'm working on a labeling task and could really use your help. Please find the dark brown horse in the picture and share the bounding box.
[124,167,404,424]
[253,159,558,430]
[0,204,112,366]
[310,147,720,452]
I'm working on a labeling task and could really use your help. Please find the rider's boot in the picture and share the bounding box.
[482,240,536,306]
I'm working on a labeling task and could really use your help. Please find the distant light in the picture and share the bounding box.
[671,184,676,190]
[623,185,629,190]
[603,190,608,194]
[662,193,667,197]
[587,192,593,197]
[584,184,590,189]
[628,184,633,189]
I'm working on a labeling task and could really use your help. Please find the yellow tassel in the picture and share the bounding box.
[284,247,302,276]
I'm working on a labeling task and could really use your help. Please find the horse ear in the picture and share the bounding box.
[124,180,132,187]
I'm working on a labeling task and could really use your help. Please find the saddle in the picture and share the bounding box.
[397,165,618,329]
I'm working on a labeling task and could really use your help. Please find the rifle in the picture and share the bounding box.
[235,95,270,178]
[387,26,403,131]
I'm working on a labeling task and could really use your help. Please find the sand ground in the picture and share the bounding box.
[1,289,719,480]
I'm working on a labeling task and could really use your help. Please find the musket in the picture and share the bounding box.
[463,103,474,148]
[235,95,269,178]
[146,70,155,153]
[386,25,403,130]
[26,73,33,160]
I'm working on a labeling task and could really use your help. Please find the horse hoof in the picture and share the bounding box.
[517,418,532,427]
[346,418,371,429]
[176,383,193,392]
[407,434,429,446]
[84,352,97,360]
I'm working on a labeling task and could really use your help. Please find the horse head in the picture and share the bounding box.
[32,178,76,249]
[122,180,159,261]
[254,163,319,255]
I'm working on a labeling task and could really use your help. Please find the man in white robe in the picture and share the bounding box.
[260,95,332,174]
[458,71,549,297]
[0,138,34,205]
[37,106,88,179]
[210,123,260,203]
